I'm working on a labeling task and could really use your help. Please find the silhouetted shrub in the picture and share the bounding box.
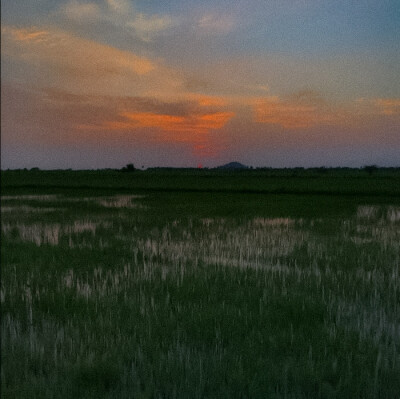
[121,163,135,172]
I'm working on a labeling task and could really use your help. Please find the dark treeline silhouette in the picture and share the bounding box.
[3,165,400,174]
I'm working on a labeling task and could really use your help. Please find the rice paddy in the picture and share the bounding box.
[1,176,400,398]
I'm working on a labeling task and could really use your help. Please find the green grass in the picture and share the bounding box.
[1,172,400,398]
[2,168,400,197]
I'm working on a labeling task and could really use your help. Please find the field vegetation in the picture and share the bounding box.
[1,169,400,398]
[3,167,400,196]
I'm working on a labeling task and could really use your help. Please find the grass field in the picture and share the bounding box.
[3,168,400,196]
[1,170,400,398]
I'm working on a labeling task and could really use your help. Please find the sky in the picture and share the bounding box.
[1,0,400,169]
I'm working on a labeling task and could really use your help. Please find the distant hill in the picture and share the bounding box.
[216,162,249,170]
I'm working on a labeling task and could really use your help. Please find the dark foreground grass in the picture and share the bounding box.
[1,178,400,398]
[2,168,400,197]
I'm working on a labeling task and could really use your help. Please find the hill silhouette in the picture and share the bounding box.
[216,162,249,170]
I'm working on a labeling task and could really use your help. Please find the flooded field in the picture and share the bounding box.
[1,191,400,398]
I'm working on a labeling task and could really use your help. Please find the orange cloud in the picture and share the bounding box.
[197,96,228,107]
[253,95,348,129]
[76,99,234,158]
[2,26,154,76]
[77,109,234,159]
[374,98,400,116]
[255,97,316,129]
[2,25,170,102]
[355,97,400,119]
[2,25,193,99]
[83,110,234,136]
[123,110,234,134]
[8,28,49,42]
[254,94,400,133]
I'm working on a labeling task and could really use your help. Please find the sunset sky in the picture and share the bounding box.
[2,0,400,169]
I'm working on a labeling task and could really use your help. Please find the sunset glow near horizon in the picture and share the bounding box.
[2,0,400,169]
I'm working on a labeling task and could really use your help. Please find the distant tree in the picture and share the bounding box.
[364,165,378,175]
[121,163,136,172]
